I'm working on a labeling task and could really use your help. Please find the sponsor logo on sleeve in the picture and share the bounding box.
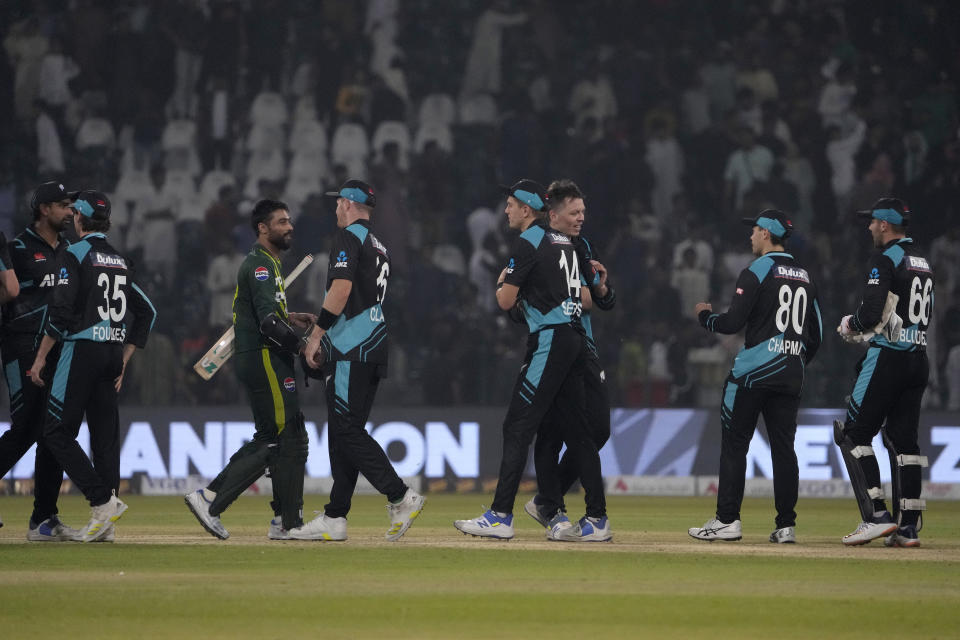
[867,267,880,285]
[334,251,348,268]
[254,266,270,281]
[283,377,296,392]
[736,287,744,295]
[506,257,515,274]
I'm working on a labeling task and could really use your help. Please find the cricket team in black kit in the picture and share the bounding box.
[0,176,937,548]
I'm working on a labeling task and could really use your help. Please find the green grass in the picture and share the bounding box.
[1,494,959,638]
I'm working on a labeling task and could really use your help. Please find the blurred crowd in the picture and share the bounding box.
[0,0,958,409]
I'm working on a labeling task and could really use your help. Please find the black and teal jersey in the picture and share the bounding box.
[321,219,389,365]
[233,243,289,354]
[504,219,584,334]
[574,234,614,351]
[850,238,934,352]
[0,226,70,358]
[45,233,155,348]
[699,251,822,396]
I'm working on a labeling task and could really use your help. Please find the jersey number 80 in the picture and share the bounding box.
[775,284,807,334]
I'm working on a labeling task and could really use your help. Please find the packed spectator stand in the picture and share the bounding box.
[0,0,957,410]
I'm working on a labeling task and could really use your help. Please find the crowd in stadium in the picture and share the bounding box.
[0,0,958,409]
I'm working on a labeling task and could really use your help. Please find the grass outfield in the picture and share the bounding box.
[1,494,959,639]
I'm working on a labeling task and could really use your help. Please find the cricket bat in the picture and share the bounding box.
[193,253,315,380]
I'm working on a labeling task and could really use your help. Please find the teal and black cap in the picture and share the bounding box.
[857,197,910,226]
[69,190,110,220]
[324,179,376,208]
[500,179,549,212]
[742,209,792,238]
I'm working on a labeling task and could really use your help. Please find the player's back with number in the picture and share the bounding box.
[322,219,390,363]
[703,250,822,396]
[868,239,934,350]
[48,233,153,346]
[506,220,583,333]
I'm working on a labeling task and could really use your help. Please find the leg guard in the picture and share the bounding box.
[881,428,927,530]
[207,438,274,516]
[834,420,884,521]
[269,413,308,530]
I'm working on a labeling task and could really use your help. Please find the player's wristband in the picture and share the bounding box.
[317,308,339,331]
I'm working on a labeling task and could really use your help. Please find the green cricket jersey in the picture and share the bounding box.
[233,243,288,353]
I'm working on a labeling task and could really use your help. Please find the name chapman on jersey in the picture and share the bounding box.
[768,335,804,355]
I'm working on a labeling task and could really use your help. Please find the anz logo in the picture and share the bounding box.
[867,267,880,285]
[57,267,69,285]
[334,251,348,268]
[505,257,515,274]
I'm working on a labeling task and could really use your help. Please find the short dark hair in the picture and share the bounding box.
[546,179,584,207]
[888,222,907,235]
[251,199,288,232]
[79,216,110,232]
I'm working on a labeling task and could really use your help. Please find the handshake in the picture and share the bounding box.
[837,293,901,344]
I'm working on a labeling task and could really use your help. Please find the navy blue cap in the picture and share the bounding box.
[857,197,910,226]
[30,181,70,210]
[325,179,376,208]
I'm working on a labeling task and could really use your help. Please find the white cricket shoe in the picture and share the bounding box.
[81,495,128,543]
[27,516,81,542]
[576,515,613,542]
[545,512,579,541]
[268,517,291,540]
[769,526,796,544]
[288,513,348,541]
[524,499,548,528]
[842,519,897,546]
[688,517,742,541]
[184,489,229,540]
[454,508,514,539]
[385,488,425,541]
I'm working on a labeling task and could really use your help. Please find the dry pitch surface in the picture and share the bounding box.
[1,494,959,639]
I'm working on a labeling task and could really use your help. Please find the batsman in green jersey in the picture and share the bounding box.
[185,199,317,540]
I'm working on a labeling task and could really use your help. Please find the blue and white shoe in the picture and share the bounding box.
[577,515,613,542]
[27,516,81,542]
[545,512,579,541]
[884,524,920,548]
[268,517,291,540]
[454,508,514,539]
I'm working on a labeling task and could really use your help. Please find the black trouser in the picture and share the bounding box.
[492,325,606,518]
[208,348,304,528]
[716,379,799,529]
[323,360,406,518]
[842,347,928,526]
[41,340,123,507]
[1,348,64,523]
[534,347,610,515]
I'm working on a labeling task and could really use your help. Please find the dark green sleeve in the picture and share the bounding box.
[247,252,287,325]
